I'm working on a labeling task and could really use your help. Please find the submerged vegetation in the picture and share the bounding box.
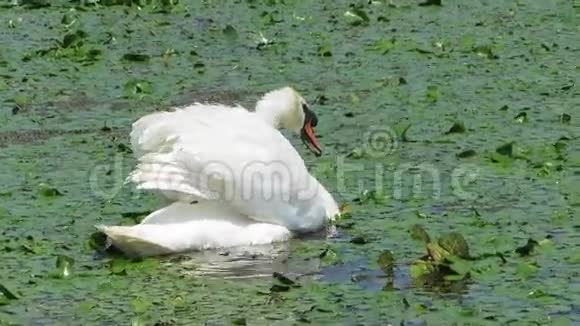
[1,0,578,324]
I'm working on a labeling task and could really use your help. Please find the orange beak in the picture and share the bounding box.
[301,115,322,156]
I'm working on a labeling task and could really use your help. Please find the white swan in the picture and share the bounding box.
[97,87,340,257]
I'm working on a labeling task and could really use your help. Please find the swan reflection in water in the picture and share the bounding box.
[161,228,337,280]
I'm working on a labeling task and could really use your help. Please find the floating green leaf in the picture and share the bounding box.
[61,30,87,48]
[61,11,77,26]
[445,255,472,276]
[367,39,396,54]
[515,238,539,256]
[87,231,109,251]
[427,242,451,263]
[354,189,387,204]
[270,284,290,292]
[15,0,50,9]
[418,0,442,6]
[496,142,514,156]
[319,247,341,265]
[124,79,152,97]
[108,258,129,275]
[54,255,74,278]
[438,232,470,259]
[445,121,466,134]
[131,296,152,314]
[473,44,499,59]
[350,235,369,245]
[516,261,538,279]
[272,272,298,287]
[37,183,63,197]
[344,8,370,26]
[457,149,477,158]
[231,318,247,325]
[377,250,395,275]
[223,25,239,41]
[122,53,150,62]
[560,113,571,124]
[317,43,332,57]
[0,284,18,301]
[260,11,283,25]
[409,224,431,243]
[347,146,365,159]
[426,85,440,102]
[409,259,436,279]
[514,111,528,123]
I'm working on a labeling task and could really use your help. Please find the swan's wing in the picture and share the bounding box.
[129,104,259,201]
[130,104,248,158]
[127,104,322,229]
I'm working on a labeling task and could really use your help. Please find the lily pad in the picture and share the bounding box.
[496,142,514,156]
[269,284,290,292]
[473,44,499,59]
[231,318,247,325]
[0,284,18,301]
[272,272,298,287]
[37,183,63,197]
[108,258,129,275]
[122,53,150,62]
[61,11,77,26]
[319,247,341,265]
[409,259,437,279]
[438,232,470,259]
[514,111,528,123]
[560,113,571,124]
[350,235,369,245]
[445,121,466,134]
[61,30,87,48]
[515,238,539,256]
[457,149,477,158]
[377,250,395,275]
[409,224,431,243]
[86,231,109,251]
[223,25,238,41]
[516,261,538,279]
[124,79,152,97]
[367,39,396,54]
[344,8,370,26]
[54,255,74,278]
[426,242,451,263]
[418,0,442,6]
[15,0,50,8]
[426,85,440,102]
[317,43,333,57]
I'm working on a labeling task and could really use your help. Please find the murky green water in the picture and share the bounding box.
[1,0,579,324]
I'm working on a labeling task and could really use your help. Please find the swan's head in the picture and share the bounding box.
[255,87,322,156]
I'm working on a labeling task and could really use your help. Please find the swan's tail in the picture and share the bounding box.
[96,202,291,258]
[96,224,175,258]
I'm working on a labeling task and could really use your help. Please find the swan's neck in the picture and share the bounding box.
[253,87,302,131]
[254,100,284,129]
